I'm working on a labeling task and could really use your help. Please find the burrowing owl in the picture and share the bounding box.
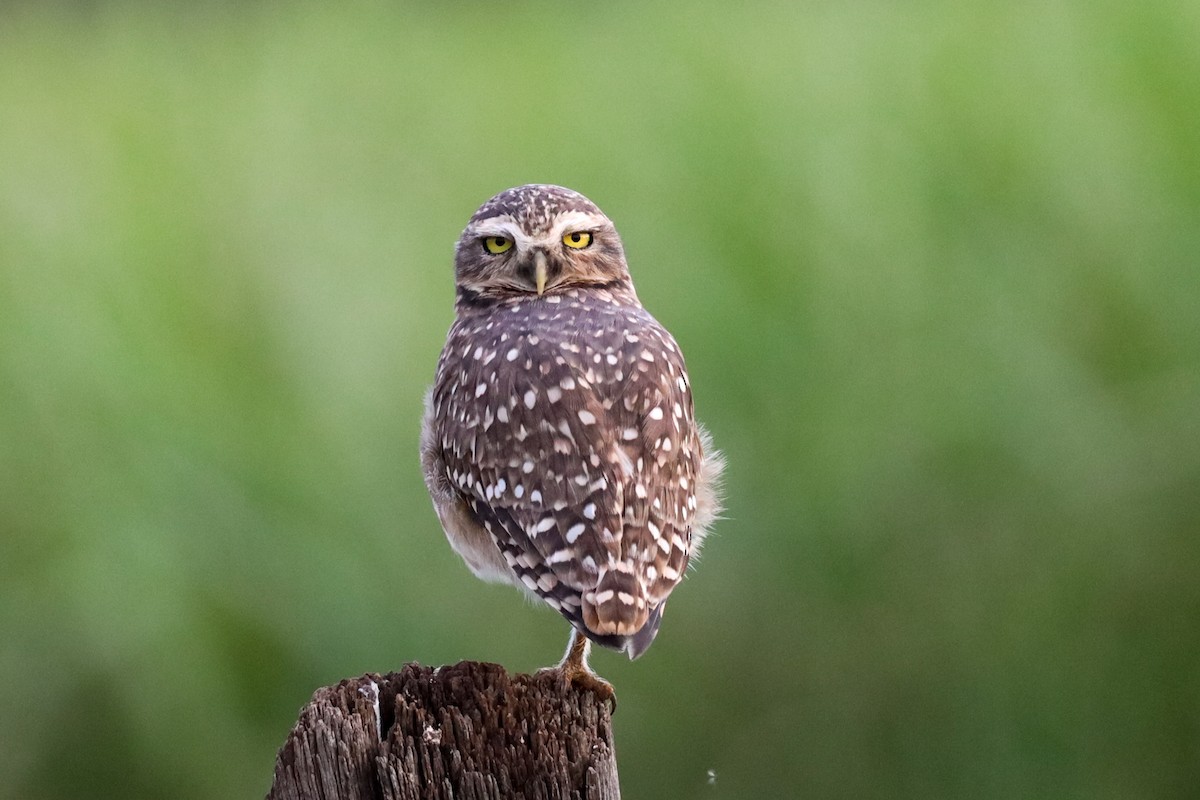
[421,185,722,696]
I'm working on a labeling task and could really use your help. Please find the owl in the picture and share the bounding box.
[421,185,722,697]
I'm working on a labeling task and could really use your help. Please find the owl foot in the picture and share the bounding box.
[541,627,618,712]
[565,660,618,706]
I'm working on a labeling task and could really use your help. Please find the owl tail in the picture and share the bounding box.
[623,602,665,660]
[582,569,650,639]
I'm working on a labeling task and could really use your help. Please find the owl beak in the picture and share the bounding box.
[534,251,548,296]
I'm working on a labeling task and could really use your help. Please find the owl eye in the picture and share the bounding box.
[562,231,593,250]
[482,236,513,255]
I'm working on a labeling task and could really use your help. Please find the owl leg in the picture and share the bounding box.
[548,627,615,709]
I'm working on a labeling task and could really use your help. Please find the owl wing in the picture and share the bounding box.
[433,301,701,649]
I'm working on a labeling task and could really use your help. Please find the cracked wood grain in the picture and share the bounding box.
[268,661,619,800]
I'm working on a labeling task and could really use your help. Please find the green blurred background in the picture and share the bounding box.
[2,1,1198,798]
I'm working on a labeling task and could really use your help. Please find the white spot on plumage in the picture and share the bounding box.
[547,549,574,564]
[566,523,586,543]
[577,409,596,425]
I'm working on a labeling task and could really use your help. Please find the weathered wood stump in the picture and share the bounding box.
[268,661,620,800]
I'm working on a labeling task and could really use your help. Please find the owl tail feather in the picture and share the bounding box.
[582,569,650,640]
[623,602,664,660]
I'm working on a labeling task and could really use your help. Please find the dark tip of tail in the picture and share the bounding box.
[624,602,665,660]
[577,600,666,660]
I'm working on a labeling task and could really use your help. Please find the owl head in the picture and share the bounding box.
[453,185,632,299]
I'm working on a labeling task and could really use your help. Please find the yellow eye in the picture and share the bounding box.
[483,236,513,255]
[563,231,593,249]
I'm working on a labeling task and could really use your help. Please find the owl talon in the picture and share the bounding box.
[564,666,617,711]
[543,628,618,713]
[538,663,617,712]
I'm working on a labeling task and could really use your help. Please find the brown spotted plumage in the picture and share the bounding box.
[421,185,723,692]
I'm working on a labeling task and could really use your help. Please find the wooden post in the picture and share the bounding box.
[268,661,620,800]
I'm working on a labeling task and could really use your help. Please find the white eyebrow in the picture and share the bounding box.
[471,217,535,248]
[550,211,607,237]
[470,211,608,249]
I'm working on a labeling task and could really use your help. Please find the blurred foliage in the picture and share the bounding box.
[1,1,1198,798]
